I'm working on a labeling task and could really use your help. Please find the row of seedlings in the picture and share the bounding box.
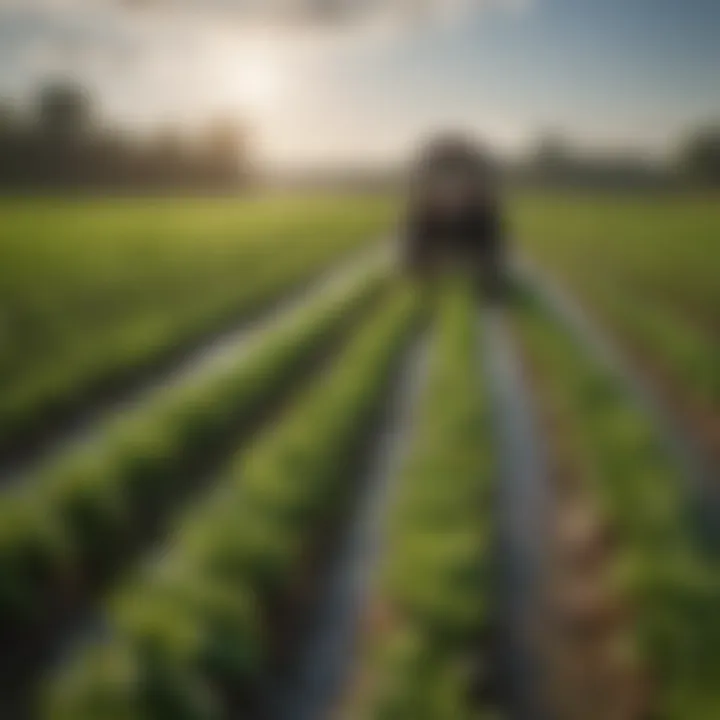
[0,221,383,463]
[44,286,422,720]
[514,294,720,720]
[344,279,499,719]
[514,296,646,720]
[531,268,719,461]
[0,266,385,676]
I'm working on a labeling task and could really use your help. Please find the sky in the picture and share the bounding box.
[0,0,718,168]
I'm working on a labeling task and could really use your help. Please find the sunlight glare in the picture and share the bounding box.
[221,43,286,114]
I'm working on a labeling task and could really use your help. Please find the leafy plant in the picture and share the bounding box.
[43,286,421,718]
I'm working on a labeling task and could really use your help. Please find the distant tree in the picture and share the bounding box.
[37,82,93,139]
[204,120,243,158]
[150,127,187,185]
[679,125,720,185]
[0,101,14,133]
[519,131,667,189]
[0,102,18,187]
[32,83,95,187]
[0,82,255,193]
[532,131,574,176]
[200,119,252,186]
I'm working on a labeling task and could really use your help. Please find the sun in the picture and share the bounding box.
[211,39,288,115]
[237,57,284,111]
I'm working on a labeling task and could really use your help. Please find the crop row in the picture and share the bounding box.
[349,279,497,719]
[551,272,718,417]
[0,229,381,461]
[515,294,720,719]
[0,264,387,635]
[44,286,422,719]
[514,194,719,460]
[513,193,720,329]
[1,195,391,391]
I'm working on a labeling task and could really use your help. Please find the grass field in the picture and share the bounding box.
[0,191,717,719]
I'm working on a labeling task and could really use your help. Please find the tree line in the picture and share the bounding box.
[513,129,720,189]
[0,83,252,192]
[0,81,717,192]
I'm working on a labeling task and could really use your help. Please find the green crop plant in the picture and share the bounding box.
[515,295,720,720]
[513,191,720,441]
[0,195,393,455]
[43,285,422,720]
[0,265,386,626]
[355,277,498,720]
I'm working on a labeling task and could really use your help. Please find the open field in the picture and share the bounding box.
[514,192,720,462]
[0,195,394,465]
[513,193,720,326]
[0,191,717,719]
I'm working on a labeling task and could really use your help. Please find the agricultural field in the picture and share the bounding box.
[0,191,717,720]
[513,192,720,465]
[0,195,394,466]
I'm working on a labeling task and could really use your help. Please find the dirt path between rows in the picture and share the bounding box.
[479,306,553,720]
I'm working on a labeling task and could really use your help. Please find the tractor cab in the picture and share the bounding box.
[404,134,506,296]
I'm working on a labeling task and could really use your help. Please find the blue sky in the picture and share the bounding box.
[1,0,718,167]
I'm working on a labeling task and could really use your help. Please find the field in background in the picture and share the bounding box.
[513,192,719,326]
